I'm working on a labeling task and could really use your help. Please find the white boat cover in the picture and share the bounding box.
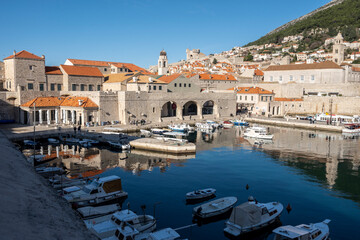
[228,202,261,227]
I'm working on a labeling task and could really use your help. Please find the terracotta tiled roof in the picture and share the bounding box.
[199,74,236,81]
[264,61,342,71]
[352,67,360,72]
[61,96,98,108]
[254,69,264,76]
[66,59,151,74]
[21,96,98,108]
[45,66,62,75]
[128,75,166,84]
[233,86,273,95]
[21,97,65,108]
[104,72,138,83]
[158,74,182,83]
[60,65,103,77]
[274,98,303,102]
[4,50,43,60]
[111,63,151,74]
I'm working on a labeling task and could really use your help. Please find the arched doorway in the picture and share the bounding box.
[202,100,214,115]
[183,101,197,116]
[161,101,177,117]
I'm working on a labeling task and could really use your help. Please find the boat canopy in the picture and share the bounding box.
[102,179,122,193]
[228,202,262,227]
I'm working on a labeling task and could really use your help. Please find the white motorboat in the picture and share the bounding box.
[140,129,152,137]
[154,137,188,143]
[52,177,87,190]
[63,175,128,208]
[48,138,60,144]
[273,219,331,240]
[104,227,184,240]
[224,197,283,237]
[23,140,37,146]
[186,188,216,201]
[77,203,122,220]
[35,166,65,178]
[150,128,168,135]
[244,126,273,140]
[196,122,214,130]
[108,141,131,150]
[89,210,156,239]
[168,124,188,132]
[193,196,237,218]
[342,123,360,134]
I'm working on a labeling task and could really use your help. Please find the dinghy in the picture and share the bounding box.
[193,196,237,218]
[186,188,216,201]
[273,219,331,240]
[224,197,283,237]
[77,203,122,220]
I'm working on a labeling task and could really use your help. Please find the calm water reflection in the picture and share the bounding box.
[23,126,360,239]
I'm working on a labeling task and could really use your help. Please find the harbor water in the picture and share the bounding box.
[22,126,360,239]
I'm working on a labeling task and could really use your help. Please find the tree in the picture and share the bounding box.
[212,58,218,64]
[244,54,253,61]
[352,58,360,64]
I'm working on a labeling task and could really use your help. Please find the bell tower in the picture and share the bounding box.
[158,50,168,75]
[333,32,344,64]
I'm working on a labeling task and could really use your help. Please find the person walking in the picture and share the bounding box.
[78,125,81,133]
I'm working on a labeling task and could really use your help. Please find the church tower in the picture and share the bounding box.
[333,32,344,64]
[158,50,168,75]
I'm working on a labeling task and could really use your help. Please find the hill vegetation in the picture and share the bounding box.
[246,0,360,47]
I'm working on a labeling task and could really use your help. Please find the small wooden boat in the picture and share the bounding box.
[193,196,237,218]
[224,197,283,236]
[231,120,249,126]
[186,188,216,201]
[272,219,331,240]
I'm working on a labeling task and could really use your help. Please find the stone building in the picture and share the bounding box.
[263,61,345,84]
[196,74,238,91]
[103,72,141,91]
[158,50,168,75]
[3,50,46,91]
[60,65,103,91]
[158,74,201,93]
[126,75,168,92]
[0,61,4,90]
[20,96,99,125]
[186,49,206,61]
[45,66,63,91]
[232,86,278,116]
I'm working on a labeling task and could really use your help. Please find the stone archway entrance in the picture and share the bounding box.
[161,101,177,118]
[183,101,197,116]
[202,100,214,115]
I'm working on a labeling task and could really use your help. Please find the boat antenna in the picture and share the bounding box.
[32,102,36,167]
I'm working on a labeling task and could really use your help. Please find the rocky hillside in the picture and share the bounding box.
[246,0,360,46]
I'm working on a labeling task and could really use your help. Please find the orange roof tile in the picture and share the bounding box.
[234,86,273,95]
[111,63,151,74]
[60,65,103,77]
[4,50,43,60]
[61,96,98,108]
[158,74,183,83]
[45,66,62,75]
[21,96,98,108]
[254,69,264,76]
[274,98,303,101]
[265,61,342,71]
[198,74,236,81]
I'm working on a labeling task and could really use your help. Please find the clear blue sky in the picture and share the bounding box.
[0,0,330,68]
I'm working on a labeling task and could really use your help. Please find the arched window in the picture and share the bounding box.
[163,61,166,68]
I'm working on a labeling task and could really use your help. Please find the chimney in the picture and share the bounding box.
[149,77,153,83]
[41,55,45,59]
[78,99,83,106]
[132,76,137,82]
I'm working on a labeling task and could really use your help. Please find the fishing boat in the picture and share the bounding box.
[89,210,156,239]
[342,123,360,134]
[186,188,216,201]
[63,175,128,208]
[222,121,234,128]
[77,203,122,220]
[224,197,283,237]
[23,140,37,146]
[244,126,273,140]
[231,120,249,126]
[48,138,60,144]
[273,219,331,240]
[193,196,237,218]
